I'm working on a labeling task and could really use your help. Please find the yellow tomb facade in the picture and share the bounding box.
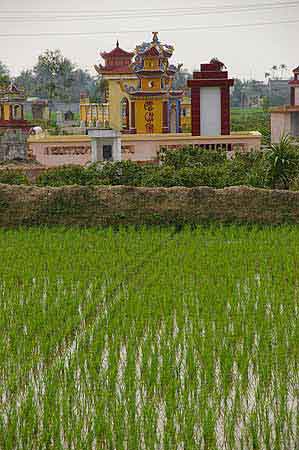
[88,33,185,134]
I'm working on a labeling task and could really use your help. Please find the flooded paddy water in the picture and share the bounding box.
[0,226,298,449]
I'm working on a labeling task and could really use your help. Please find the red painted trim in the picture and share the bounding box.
[130,102,136,133]
[193,71,229,80]
[221,87,230,135]
[191,88,200,136]
[291,87,295,106]
[125,99,129,130]
[188,79,234,88]
[0,119,31,132]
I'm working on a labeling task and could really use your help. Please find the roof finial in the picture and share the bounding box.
[152,32,159,44]
[116,40,119,48]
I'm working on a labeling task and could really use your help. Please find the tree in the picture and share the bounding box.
[14,70,36,96]
[15,50,97,102]
[261,96,270,112]
[265,72,270,81]
[33,49,75,101]
[271,65,278,79]
[0,61,10,86]
[279,64,287,79]
[172,69,192,90]
[231,79,244,107]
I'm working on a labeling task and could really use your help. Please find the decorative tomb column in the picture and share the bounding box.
[188,59,234,136]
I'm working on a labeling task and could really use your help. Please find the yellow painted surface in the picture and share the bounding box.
[28,131,261,145]
[135,99,163,134]
[80,103,109,125]
[122,131,262,141]
[108,79,138,130]
[140,78,161,91]
[80,105,87,122]
[3,103,10,120]
[144,58,160,70]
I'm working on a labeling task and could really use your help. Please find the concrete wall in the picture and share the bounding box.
[121,132,262,162]
[271,112,291,143]
[28,132,262,166]
[1,185,299,227]
[0,130,28,161]
[28,136,91,166]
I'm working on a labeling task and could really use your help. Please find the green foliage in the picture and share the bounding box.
[0,226,298,448]
[160,146,227,169]
[36,165,89,187]
[88,160,144,186]
[14,50,97,102]
[265,135,299,189]
[0,169,29,185]
[0,61,10,86]
[231,107,271,145]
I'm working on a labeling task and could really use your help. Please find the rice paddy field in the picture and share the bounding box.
[0,226,298,450]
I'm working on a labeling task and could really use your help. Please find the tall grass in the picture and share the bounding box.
[0,226,298,449]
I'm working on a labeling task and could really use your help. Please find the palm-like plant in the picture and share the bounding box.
[271,65,278,79]
[279,64,287,79]
[266,135,299,189]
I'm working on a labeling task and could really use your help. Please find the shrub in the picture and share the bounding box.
[0,169,29,185]
[36,165,89,187]
[140,166,180,187]
[87,161,144,186]
[265,136,299,189]
[160,146,227,169]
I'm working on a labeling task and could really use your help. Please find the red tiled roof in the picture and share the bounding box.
[142,46,160,57]
[95,64,133,75]
[100,45,134,59]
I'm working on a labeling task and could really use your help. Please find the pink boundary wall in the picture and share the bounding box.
[28,136,91,166]
[28,132,261,167]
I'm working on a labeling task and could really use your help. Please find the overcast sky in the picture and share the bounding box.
[1,0,298,80]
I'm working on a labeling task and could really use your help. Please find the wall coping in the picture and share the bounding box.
[28,131,261,145]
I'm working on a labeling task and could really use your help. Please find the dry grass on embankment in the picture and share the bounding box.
[0,184,299,227]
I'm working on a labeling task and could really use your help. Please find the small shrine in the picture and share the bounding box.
[271,66,299,142]
[0,83,29,130]
[289,66,299,106]
[0,84,31,161]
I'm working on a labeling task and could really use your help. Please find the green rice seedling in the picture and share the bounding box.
[0,225,298,449]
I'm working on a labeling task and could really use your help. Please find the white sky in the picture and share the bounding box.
[0,0,298,80]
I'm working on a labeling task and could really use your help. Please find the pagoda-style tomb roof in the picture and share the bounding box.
[95,41,134,75]
[131,32,180,77]
[125,32,183,99]
[289,65,299,85]
[100,41,134,59]
[0,83,25,103]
